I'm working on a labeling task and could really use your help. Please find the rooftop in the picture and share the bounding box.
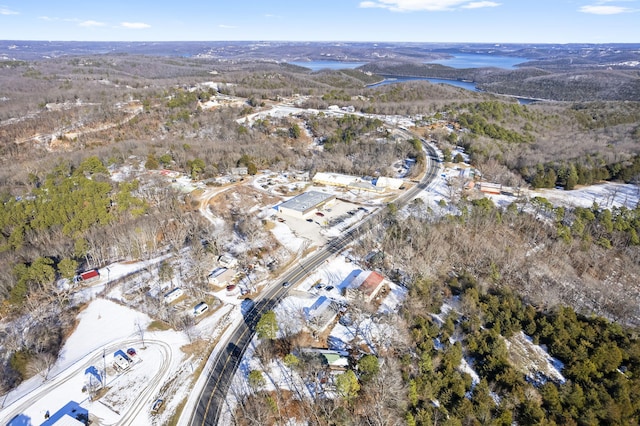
[278,190,334,213]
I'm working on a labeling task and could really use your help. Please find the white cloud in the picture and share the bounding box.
[219,24,237,28]
[0,6,19,15]
[120,22,151,29]
[579,0,638,14]
[79,20,106,27]
[579,4,631,14]
[359,0,500,11]
[38,16,57,21]
[462,1,500,8]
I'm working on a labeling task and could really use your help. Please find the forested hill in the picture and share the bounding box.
[361,61,640,102]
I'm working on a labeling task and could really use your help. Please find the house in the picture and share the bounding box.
[304,296,341,332]
[163,287,184,304]
[231,167,248,176]
[39,401,89,426]
[218,254,238,268]
[277,191,336,219]
[344,270,386,303]
[299,348,349,371]
[358,271,385,302]
[207,267,238,287]
[113,354,131,371]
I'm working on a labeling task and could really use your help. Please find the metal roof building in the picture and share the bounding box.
[313,172,385,193]
[277,191,336,218]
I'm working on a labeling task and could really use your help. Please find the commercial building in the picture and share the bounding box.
[277,190,336,218]
[374,176,404,190]
[313,172,384,193]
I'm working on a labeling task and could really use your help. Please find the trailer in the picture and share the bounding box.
[76,269,100,284]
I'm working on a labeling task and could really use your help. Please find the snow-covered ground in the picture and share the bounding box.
[0,299,188,425]
[0,255,242,426]
[3,124,636,426]
[506,331,566,385]
[532,182,639,209]
[218,254,408,424]
[414,157,640,214]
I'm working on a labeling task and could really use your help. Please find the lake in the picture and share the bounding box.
[368,76,479,91]
[426,53,529,69]
[288,60,367,71]
[367,77,537,104]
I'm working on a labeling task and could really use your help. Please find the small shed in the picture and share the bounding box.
[479,182,502,195]
[163,287,184,304]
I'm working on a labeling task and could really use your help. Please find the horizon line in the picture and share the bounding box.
[2,39,640,46]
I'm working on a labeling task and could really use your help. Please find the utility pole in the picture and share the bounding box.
[102,348,107,387]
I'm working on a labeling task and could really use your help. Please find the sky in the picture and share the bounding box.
[0,0,638,44]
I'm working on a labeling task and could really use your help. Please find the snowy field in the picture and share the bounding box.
[220,254,408,424]
[0,259,240,426]
[3,144,637,425]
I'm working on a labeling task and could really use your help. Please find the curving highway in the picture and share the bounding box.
[187,137,441,426]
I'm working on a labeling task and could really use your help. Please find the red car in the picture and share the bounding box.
[127,348,137,357]
[316,212,325,217]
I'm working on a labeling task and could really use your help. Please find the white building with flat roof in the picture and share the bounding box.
[313,172,384,193]
[277,191,336,218]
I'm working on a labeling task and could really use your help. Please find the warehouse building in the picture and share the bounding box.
[313,172,385,193]
[277,190,336,218]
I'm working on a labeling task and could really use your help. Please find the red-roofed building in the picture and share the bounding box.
[77,269,100,283]
[360,271,385,302]
[345,270,386,303]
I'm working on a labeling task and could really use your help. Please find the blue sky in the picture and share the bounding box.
[0,0,638,43]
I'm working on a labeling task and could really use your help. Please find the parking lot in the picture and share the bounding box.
[274,198,374,246]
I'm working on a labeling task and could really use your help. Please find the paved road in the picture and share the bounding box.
[188,138,441,426]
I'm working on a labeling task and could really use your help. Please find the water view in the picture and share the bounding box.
[288,60,367,71]
[367,77,536,104]
[368,77,479,91]
[427,53,529,69]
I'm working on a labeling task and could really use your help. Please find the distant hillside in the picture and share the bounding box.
[361,61,640,102]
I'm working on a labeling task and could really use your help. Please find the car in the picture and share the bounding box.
[306,218,313,222]
[315,283,325,290]
[325,285,334,291]
[151,398,164,413]
[282,281,291,288]
[127,348,137,357]
[315,212,325,217]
